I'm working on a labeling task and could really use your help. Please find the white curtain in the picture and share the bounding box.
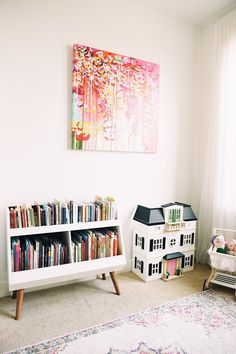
[197,10,236,263]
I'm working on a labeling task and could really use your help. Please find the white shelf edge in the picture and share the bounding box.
[8,219,120,237]
[9,255,126,290]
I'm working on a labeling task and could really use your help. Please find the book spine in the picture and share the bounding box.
[9,208,14,228]
[13,209,17,228]
[17,207,22,228]
[11,249,14,271]
[91,234,95,260]
[113,236,118,256]
[21,207,26,228]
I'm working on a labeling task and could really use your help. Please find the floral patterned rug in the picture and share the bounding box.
[8,290,236,354]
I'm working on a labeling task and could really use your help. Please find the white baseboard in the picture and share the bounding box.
[0,259,132,298]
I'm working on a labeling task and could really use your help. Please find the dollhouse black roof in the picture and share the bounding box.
[133,202,197,225]
[133,205,164,225]
[163,252,184,260]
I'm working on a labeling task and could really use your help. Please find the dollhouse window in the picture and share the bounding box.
[137,235,142,247]
[137,260,141,270]
[148,261,162,276]
[184,234,192,245]
[135,234,145,250]
[184,255,191,267]
[136,259,144,273]
[170,238,176,247]
[153,239,163,250]
[152,263,159,273]
[167,208,182,223]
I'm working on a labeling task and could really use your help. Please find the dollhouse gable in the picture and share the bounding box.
[162,203,183,224]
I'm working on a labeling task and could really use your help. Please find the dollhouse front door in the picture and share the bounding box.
[167,259,177,275]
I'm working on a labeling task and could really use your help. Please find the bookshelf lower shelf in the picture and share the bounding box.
[9,255,125,320]
[9,255,126,291]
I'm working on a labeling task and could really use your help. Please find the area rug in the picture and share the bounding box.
[8,290,236,354]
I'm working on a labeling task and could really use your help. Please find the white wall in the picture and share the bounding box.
[0,0,197,296]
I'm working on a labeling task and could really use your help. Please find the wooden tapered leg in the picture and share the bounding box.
[15,289,24,320]
[12,290,17,299]
[110,271,120,295]
[102,273,106,280]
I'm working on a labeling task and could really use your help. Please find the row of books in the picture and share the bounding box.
[11,236,69,272]
[11,228,119,272]
[9,196,117,228]
[71,228,118,262]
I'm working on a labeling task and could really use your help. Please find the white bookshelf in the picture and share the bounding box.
[6,209,126,320]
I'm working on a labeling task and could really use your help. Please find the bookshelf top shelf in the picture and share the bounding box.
[8,219,120,237]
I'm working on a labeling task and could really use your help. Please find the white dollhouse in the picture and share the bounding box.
[132,202,197,281]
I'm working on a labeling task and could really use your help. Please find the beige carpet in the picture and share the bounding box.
[0,264,235,353]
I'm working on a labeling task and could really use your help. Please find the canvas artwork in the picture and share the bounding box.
[71,44,159,152]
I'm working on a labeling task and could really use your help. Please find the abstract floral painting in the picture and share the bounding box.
[71,44,159,152]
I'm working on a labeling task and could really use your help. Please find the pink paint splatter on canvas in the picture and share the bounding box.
[72,44,159,152]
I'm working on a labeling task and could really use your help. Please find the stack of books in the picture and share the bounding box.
[11,236,69,272]
[9,196,117,228]
[71,228,118,262]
